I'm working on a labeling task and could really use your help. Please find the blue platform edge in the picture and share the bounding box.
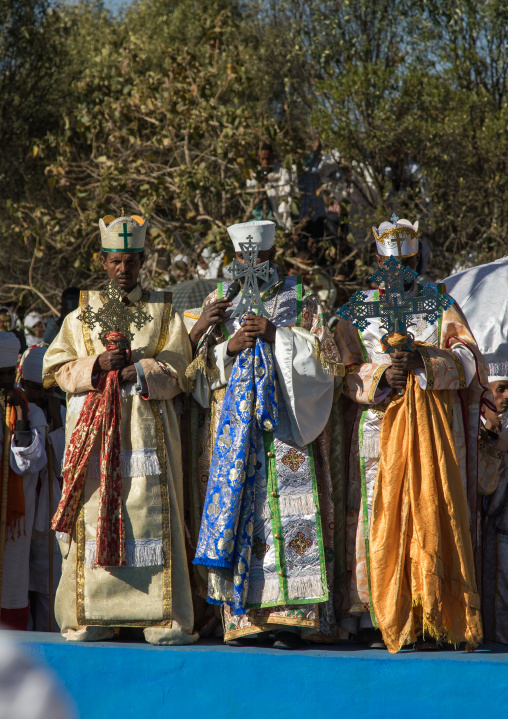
[9,631,508,719]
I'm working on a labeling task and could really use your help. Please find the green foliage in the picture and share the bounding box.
[1,0,508,313]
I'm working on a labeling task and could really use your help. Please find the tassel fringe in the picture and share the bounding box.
[85,538,164,568]
[86,449,161,479]
[314,339,345,377]
[186,343,220,390]
[360,432,381,460]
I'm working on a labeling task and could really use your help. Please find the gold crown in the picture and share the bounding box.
[99,215,147,253]
[372,219,419,258]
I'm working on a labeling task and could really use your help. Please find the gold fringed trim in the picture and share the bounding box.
[185,346,220,390]
[408,593,480,651]
[153,292,172,356]
[314,338,344,377]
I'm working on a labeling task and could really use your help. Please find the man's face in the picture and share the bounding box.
[0,367,16,392]
[100,252,144,294]
[490,380,508,414]
[258,150,274,173]
[21,379,45,405]
[376,253,420,289]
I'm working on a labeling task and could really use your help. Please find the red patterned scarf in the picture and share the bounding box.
[51,331,128,567]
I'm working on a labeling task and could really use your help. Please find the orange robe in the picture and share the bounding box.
[334,284,491,652]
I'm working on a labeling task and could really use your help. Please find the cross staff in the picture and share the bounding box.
[78,281,153,344]
[231,237,273,318]
[337,256,454,351]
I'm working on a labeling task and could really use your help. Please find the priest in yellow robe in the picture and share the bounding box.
[43,213,197,645]
[334,217,491,653]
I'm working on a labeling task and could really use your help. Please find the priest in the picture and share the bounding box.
[188,220,344,648]
[43,213,197,644]
[334,216,491,653]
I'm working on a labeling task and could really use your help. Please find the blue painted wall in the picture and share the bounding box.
[10,632,508,719]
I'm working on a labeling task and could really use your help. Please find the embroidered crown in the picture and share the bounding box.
[227,220,275,252]
[99,214,148,253]
[372,215,419,258]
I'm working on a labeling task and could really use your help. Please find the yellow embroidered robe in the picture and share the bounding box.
[43,284,197,644]
[334,284,491,651]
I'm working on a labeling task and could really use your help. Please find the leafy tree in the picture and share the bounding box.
[2,0,508,316]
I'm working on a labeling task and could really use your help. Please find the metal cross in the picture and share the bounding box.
[231,237,273,318]
[336,256,454,351]
[78,281,153,345]
[118,223,133,250]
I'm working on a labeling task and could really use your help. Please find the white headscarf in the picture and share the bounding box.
[23,312,45,348]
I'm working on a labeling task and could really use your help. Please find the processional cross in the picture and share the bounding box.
[337,256,454,351]
[78,281,153,344]
[231,236,273,318]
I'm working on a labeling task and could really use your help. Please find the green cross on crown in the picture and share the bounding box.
[118,223,133,250]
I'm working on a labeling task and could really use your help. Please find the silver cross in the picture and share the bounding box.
[231,236,272,318]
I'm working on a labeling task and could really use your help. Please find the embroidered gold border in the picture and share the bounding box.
[210,387,227,463]
[154,291,172,356]
[368,365,388,404]
[224,616,319,641]
[76,494,86,625]
[151,399,172,623]
[418,347,435,390]
[80,290,95,356]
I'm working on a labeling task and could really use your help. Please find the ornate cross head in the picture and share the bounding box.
[369,255,417,294]
[78,281,153,345]
[337,257,454,352]
[231,236,273,318]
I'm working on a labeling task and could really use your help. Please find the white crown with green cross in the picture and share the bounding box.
[99,214,148,253]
